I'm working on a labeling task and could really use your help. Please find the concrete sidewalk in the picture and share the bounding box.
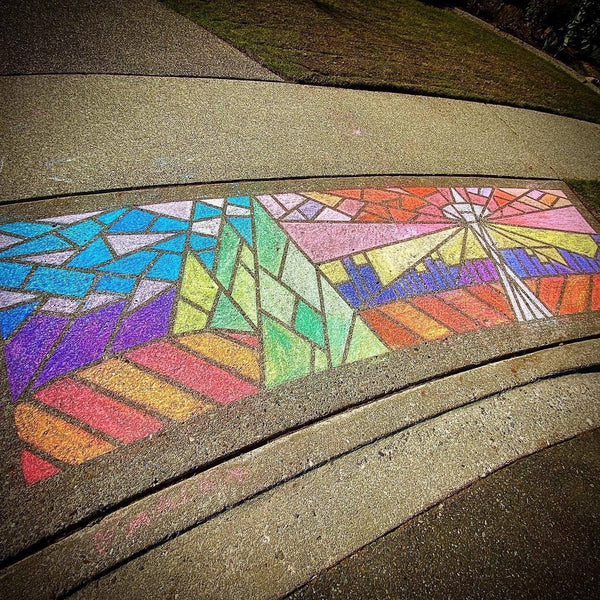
[1,2,600,599]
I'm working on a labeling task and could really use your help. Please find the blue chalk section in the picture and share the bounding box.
[147,254,182,280]
[501,250,527,278]
[96,275,135,293]
[360,265,381,295]
[545,263,557,275]
[150,217,188,232]
[0,262,32,287]
[153,235,186,252]
[559,250,580,272]
[108,209,154,233]
[228,217,253,246]
[436,260,457,288]
[372,287,397,305]
[422,273,437,292]
[337,282,361,308]
[514,249,541,277]
[228,196,251,207]
[0,302,39,339]
[394,281,409,298]
[409,270,427,294]
[98,251,157,275]
[97,208,127,224]
[0,234,71,258]
[572,254,593,273]
[529,255,547,276]
[26,267,94,297]
[553,262,572,275]
[67,238,113,268]
[60,220,103,245]
[343,258,368,301]
[194,204,221,219]
[425,259,446,290]
[190,234,217,252]
[197,250,215,270]
[0,222,54,237]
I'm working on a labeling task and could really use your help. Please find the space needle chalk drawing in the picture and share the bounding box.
[1,185,599,487]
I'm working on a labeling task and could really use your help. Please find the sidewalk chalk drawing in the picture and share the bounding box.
[1,186,599,486]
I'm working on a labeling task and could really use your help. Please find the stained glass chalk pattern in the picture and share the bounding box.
[1,186,599,486]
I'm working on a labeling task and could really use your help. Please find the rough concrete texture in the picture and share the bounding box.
[2,76,600,202]
[71,372,600,600]
[2,339,598,599]
[291,427,600,600]
[0,0,280,80]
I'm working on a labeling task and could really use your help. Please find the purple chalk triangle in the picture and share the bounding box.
[83,293,121,312]
[42,297,80,313]
[141,201,193,220]
[283,210,305,221]
[0,234,21,249]
[35,301,126,387]
[4,314,69,400]
[106,233,175,256]
[0,291,37,309]
[21,250,76,265]
[129,280,172,311]
[38,211,102,224]
[111,290,175,352]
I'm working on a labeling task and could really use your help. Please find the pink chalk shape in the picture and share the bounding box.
[282,210,305,221]
[255,195,286,218]
[543,189,567,199]
[509,201,539,213]
[83,293,120,312]
[490,206,596,233]
[141,201,193,220]
[466,187,478,194]
[491,206,523,218]
[21,450,60,486]
[466,193,488,206]
[281,222,455,263]
[42,297,80,313]
[38,211,102,224]
[0,234,21,249]
[0,291,37,309]
[425,192,450,207]
[129,280,172,311]
[106,233,175,256]
[337,198,363,216]
[21,250,76,265]
[486,200,499,212]
[315,208,351,221]
[274,193,305,210]
[418,204,446,217]
[527,190,544,199]
[499,188,529,198]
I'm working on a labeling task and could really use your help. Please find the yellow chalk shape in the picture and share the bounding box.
[319,261,349,283]
[15,403,114,465]
[80,359,209,421]
[354,253,368,266]
[303,192,343,207]
[179,332,260,381]
[438,230,465,265]
[463,229,488,260]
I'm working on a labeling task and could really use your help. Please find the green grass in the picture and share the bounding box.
[566,180,600,215]
[164,0,600,123]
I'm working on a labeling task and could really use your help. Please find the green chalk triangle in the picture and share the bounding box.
[211,293,253,331]
[231,264,257,325]
[321,276,354,367]
[345,317,388,363]
[254,200,288,277]
[173,300,207,334]
[181,252,218,310]
[295,300,325,347]
[259,268,294,325]
[314,347,329,373]
[215,222,240,289]
[281,244,321,309]
[262,314,312,387]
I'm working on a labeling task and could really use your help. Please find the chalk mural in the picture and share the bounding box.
[1,186,599,486]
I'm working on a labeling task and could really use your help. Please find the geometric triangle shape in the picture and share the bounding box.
[83,292,121,312]
[141,201,193,219]
[20,250,77,265]
[97,251,157,275]
[490,206,595,234]
[367,228,456,286]
[106,233,175,256]
[60,220,103,246]
[254,200,288,277]
[0,234,73,259]
[21,450,60,486]
[210,294,252,332]
[0,301,39,339]
[0,234,23,249]
[0,290,37,309]
[67,238,113,268]
[228,217,253,246]
[38,211,102,225]
[192,218,222,236]
[262,313,312,387]
[231,265,257,325]
[281,244,321,309]
[215,223,241,289]
[281,222,455,263]
[295,300,325,347]
[173,300,207,335]
[180,253,218,310]
[345,317,388,363]
[197,250,216,270]
[150,216,189,232]
[190,234,217,252]
[194,203,221,219]
[129,280,172,311]
[152,234,187,252]
[321,276,354,367]
[97,208,127,224]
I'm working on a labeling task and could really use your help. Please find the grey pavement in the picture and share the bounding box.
[2,75,600,202]
[0,0,280,80]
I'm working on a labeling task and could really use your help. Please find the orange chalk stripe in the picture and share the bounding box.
[379,301,450,340]
[15,403,114,465]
